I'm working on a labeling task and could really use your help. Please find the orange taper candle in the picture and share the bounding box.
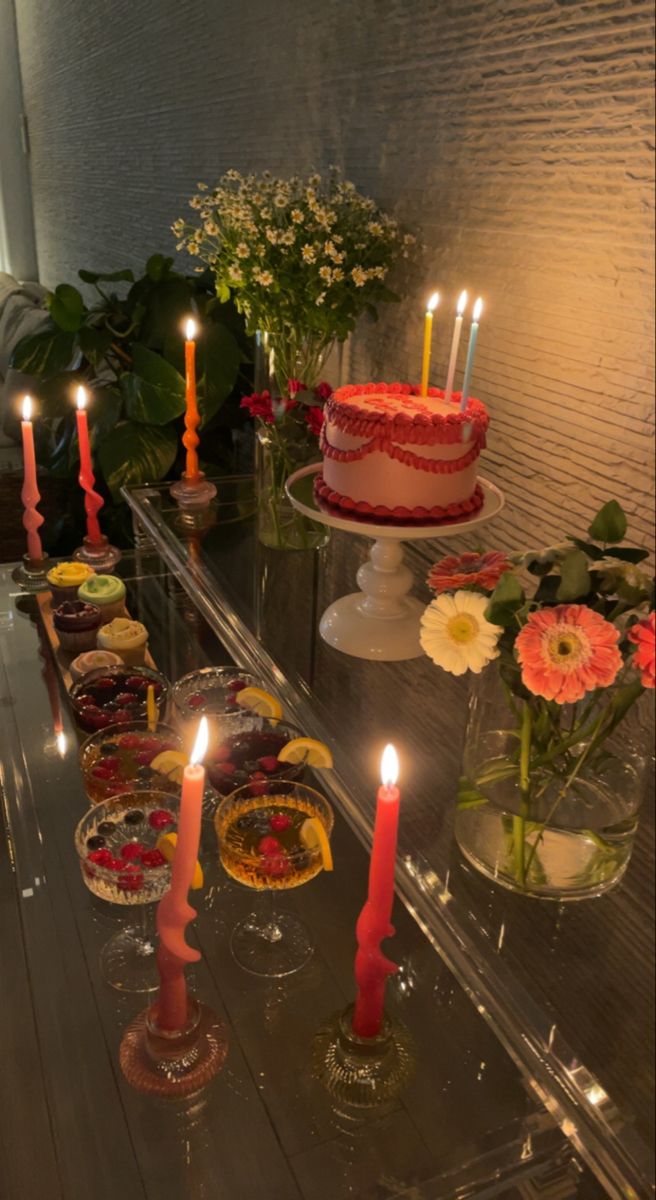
[20,395,44,562]
[183,318,200,481]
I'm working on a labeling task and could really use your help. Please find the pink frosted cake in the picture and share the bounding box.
[316,383,489,523]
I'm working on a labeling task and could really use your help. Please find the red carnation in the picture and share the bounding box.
[240,390,275,424]
[305,405,324,436]
[315,381,333,401]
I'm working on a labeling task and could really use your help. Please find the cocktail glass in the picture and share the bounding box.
[205,717,307,798]
[215,781,333,977]
[79,722,183,804]
[69,664,169,736]
[172,666,257,731]
[75,791,180,992]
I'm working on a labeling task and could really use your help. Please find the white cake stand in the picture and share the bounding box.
[286,464,505,661]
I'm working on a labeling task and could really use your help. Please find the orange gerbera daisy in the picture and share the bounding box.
[427,551,512,594]
[516,604,622,703]
[627,612,655,688]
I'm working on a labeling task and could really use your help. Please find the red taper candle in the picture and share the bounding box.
[75,386,104,545]
[352,744,400,1038]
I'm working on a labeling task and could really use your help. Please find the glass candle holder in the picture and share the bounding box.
[120,995,227,1098]
[312,1003,414,1115]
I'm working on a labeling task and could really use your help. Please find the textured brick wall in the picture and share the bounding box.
[13,0,655,551]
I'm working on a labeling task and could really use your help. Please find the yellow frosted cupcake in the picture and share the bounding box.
[47,561,95,606]
[77,574,126,622]
[97,617,149,666]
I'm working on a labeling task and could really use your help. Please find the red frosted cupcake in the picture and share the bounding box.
[53,600,102,652]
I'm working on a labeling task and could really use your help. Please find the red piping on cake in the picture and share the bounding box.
[320,428,482,474]
[313,474,485,525]
[326,384,489,446]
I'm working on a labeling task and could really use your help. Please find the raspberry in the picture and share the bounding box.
[115,692,136,706]
[141,849,166,869]
[269,813,292,833]
[119,734,141,749]
[120,842,146,860]
[93,678,115,690]
[112,709,134,724]
[99,756,120,773]
[117,864,144,891]
[249,780,269,797]
[88,848,113,867]
[258,756,279,774]
[126,676,148,690]
[148,809,175,830]
[91,764,113,780]
[217,761,236,775]
[229,678,247,693]
[258,836,282,855]
[136,749,157,766]
[186,692,205,709]
[262,852,290,878]
[213,744,231,762]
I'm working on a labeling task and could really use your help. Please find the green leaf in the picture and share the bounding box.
[10,327,77,376]
[588,500,627,544]
[98,420,178,501]
[146,254,173,282]
[216,281,230,304]
[78,268,135,284]
[533,575,561,604]
[138,278,195,347]
[78,325,113,365]
[47,284,85,332]
[122,343,186,425]
[88,388,123,443]
[569,537,604,560]
[33,371,81,419]
[602,547,650,564]
[556,549,591,601]
[199,323,243,425]
[485,572,525,626]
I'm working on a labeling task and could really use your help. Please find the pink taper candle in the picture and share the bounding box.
[352,745,401,1038]
[20,395,44,562]
[75,386,104,545]
[155,717,208,1032]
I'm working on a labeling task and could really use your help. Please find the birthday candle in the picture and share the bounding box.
[444,290,468,404]
[419,292,440,397]
[459,298,484,412]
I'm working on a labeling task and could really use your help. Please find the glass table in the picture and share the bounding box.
[1,549,592,1200]
[113,474,655,1200]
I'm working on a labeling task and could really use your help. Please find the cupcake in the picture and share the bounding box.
[70,649,122,682]
[97,617,149,666]
[47,561,95,606]
[53,600,102,652]
[77,574,126,622]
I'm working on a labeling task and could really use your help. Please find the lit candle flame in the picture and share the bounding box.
[457,290,468,315]
[473,297,484,322]
[185,317,197,341]
[22,394,32,422]
[190,716,209,765]
[76,385,88,411]
[381,743,399,788]
[426,291,440,314]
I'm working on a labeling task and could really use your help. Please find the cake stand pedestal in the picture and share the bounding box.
[286,465,504,662]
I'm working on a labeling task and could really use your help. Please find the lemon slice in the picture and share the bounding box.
[277,737,333,768]
[150,750,187,785]
[235,686,282,721]
[300,817,333,871]
[156,832,204,889]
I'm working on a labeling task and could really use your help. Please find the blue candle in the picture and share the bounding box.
[459,298,483,411]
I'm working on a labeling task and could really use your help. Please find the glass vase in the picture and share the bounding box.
[253,329,334,551]
[455,667,654,901]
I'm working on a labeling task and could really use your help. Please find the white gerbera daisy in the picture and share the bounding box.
[420,590,501,676]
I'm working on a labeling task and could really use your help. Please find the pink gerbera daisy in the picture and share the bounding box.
[427,551,512,594]
[516,604,622,703]
[627,612,655,688]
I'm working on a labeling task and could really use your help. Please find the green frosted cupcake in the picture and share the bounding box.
[77,574,126,622]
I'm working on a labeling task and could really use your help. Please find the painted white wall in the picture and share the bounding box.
[0,0,37,280]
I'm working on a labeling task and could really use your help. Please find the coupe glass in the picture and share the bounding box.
[79,721,183,804]
[215,781,333,977]
[171,666,257,731]
[75,790,179,993]
[69,664,170,736]
[205,717,307,798]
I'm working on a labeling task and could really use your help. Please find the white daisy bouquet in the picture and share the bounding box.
[420,501,654,895]
[173,167,414,379]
